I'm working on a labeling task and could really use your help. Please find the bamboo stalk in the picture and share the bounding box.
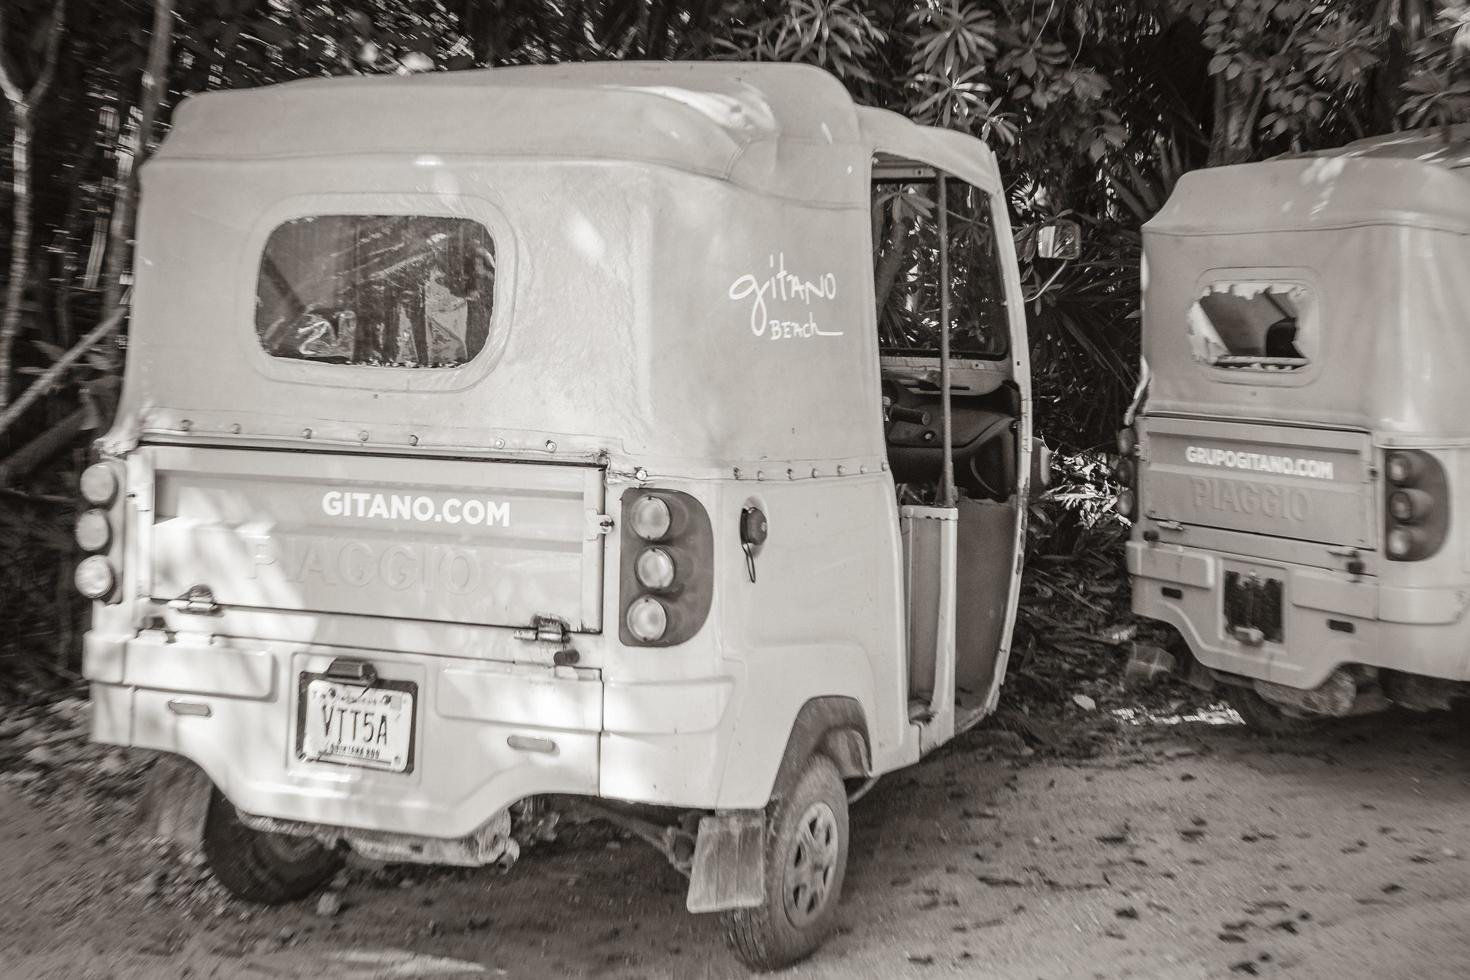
[0,306,126,442]
[0,1,67,411]
[99,0,174,339]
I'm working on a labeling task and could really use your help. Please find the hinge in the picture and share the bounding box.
[514,614,571,645]
[586,512,615,538]
[167,584,221,615]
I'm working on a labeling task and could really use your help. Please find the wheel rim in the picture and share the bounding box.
[781,801,840,928]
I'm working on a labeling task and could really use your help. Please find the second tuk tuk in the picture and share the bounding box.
[1122,127,1470,729]
[75,61,1057,969]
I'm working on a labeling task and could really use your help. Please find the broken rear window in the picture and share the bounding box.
[256,215,496,368]
[1187,282,1313,372]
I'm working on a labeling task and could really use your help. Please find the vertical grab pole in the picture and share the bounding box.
[937,173,957,508]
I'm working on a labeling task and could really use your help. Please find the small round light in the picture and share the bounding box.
[1387,525,1416,559]
[1112,458,1136,488]
[630,495,672,541]
[1389,491,1412,523]
[1386,452,1418,485]
[74,555,116,599]
[80,463,117,505]
[1115,489,1137,519]
[1389,488,1433,525]
[75,509,111,552]
[635,547,676,591]
[626,596,668,642]
[1116,428,1137,456]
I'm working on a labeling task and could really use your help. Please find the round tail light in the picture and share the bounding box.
[1389,488,1432,525]
[629,495,672,541]
[74,555,116,599]
[75,510,111,552]
[634,547,676,591]
[1386,452,1420,485]
[80,462,118,505]
[1387,526,1417,560]
[1115,488,1137,519]
[626,597,668,642]
[1116,428,1137,456]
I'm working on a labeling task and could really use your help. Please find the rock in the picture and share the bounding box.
[1072,694,1097,711]
[315,890,344,917]
[23,745,56,767]
[131,870,163,900]
[982,731,1029,757]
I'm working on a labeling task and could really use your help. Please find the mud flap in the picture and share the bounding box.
[685,811,765,913]
[135,753,213,847]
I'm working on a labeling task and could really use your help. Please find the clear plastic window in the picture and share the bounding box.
[871,176,1009,358]
[256,215,496,368]
[1187,282,1313,372]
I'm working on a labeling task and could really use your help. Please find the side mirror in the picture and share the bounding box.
[1036,219,1081,261]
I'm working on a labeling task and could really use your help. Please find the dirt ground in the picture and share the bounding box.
[4,704,1470,980]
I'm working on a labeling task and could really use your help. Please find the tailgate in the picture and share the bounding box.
[1140,417,1375,548]
[141,445,606,630]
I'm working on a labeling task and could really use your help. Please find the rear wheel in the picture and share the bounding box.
[1226,686,1315,736]
[721,755,849,971]
[202,789,342,903]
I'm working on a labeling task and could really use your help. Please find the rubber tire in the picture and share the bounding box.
[202,789,343,904]
[721,755,850,972]
[1226,686,1316,736]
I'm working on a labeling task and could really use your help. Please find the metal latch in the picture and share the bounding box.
[1329,546,1366,578]
[586,512,614,538]
[167,585,221,615]
[514,615,571,645]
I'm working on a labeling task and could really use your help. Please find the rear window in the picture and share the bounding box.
[1187,282,1313,373]
[256,215,496,368]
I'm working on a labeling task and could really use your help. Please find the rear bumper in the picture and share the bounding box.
[85,632,736,839]
[1128,541,1470,689]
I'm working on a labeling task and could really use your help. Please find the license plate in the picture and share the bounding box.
[296,674,417,773]
[1223,571,1284,644]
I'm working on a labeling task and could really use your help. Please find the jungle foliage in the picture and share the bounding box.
[0,0,1468,687]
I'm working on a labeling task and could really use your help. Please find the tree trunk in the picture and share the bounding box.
[0,101,34,411]
[0,2,66,412]
[1206,73,1259,167]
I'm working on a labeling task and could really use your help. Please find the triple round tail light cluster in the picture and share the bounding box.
[74,462,120,601]
[1383,449,1448,562]
[619,490,714,647]
[1113,426,1139,520]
